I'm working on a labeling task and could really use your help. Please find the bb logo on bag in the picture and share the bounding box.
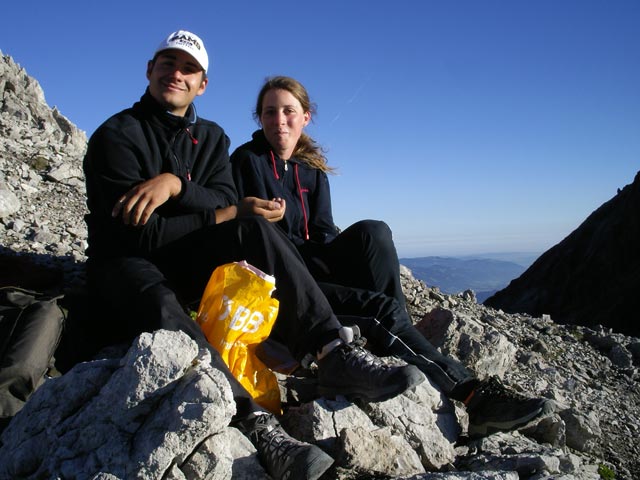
[218,294,265,333]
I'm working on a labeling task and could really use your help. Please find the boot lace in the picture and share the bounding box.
[477,376,529,403]
[249,415,303,478]
[338,337,395,380]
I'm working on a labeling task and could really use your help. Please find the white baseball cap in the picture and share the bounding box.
[154,30,209,73]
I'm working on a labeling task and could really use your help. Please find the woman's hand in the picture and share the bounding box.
[238,196,286,222]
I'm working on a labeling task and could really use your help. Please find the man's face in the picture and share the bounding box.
[146,49,207,116]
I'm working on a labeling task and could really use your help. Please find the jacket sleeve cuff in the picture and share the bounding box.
[175,176,189,201]
[203,209,217,226]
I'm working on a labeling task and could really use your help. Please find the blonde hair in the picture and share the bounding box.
[254,76,334,173]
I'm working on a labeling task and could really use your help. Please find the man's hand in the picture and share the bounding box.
[214,205,238,224]
[112,173,182,226]
[238,197,286,223]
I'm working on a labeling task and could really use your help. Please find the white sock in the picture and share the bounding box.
[317,338,343,360]
[316,326,357,359]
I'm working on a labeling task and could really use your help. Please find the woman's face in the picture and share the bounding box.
[260,88,310,160]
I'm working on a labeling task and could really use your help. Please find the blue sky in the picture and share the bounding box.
[2,1,638,257]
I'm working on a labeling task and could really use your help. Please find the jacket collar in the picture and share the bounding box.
[250,129,301,165]
[250,129,271,153]
[138,89,197,128]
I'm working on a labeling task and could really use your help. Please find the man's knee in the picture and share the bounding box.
[89,257,166,298]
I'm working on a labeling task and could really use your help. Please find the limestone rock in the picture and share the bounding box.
[338,426,424,477]
[363,379,458,470]
[0,51,88,286]
[416,307,516,379]
[0,330,237,480]
[0,185,20,218]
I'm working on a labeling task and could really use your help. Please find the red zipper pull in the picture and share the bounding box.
[185,128,198,145]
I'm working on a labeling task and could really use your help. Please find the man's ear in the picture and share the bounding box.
[146,60,154,80]
[196,76,209,96]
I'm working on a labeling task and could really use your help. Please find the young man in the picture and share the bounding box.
[82,30,424,480]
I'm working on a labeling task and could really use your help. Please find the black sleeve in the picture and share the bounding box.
[308,171,338,243]
[231,149,270,200]
[83,123,220,255]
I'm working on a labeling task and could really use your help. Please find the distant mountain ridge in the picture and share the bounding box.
[485,171,640,336]
[399,255,534,302]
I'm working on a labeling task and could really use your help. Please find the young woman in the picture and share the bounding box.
[232,76,406,306]
[231,76,554,438]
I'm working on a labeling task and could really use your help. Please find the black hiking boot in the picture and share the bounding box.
[238,413,334,480]
[465,376,555,438]
[317,338,425,402]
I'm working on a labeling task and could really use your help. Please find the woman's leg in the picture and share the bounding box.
[151,217,422,403]
[300,220,406,308]
[319,282,477,399]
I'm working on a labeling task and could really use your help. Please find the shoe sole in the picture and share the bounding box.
[318,366,425,403]
[468,400,555,438]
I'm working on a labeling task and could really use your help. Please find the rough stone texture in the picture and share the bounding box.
[485,170,640,337]
[363,381,458,470]
[338,426,424,477]
[416,307,517,379]
[0,330,237,480]
[0,185,20,218]
[1,50,640,480]
[0,51,88,286]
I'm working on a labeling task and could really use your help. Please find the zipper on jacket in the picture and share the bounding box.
[270,150,309,240]
[185,127,198,145]
[293,163,310,241]
[171,129,193,181]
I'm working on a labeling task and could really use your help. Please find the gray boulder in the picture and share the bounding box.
[0,330,238,480]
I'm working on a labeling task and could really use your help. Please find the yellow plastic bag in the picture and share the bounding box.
[196,261,281,414]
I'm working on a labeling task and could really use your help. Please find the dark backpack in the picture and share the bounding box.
[0,287,65,431]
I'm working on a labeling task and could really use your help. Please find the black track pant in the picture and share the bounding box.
[319,283,478,401]
[298,220,407,309]
[87,216,343,419]
[297,219,477,399]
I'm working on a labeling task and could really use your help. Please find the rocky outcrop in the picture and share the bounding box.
[0,330,244,479]
[1,51,639,479]
[485,172,640,337]
[0,51,88,287]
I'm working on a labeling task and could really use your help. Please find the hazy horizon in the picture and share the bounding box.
[399,250,541,267]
